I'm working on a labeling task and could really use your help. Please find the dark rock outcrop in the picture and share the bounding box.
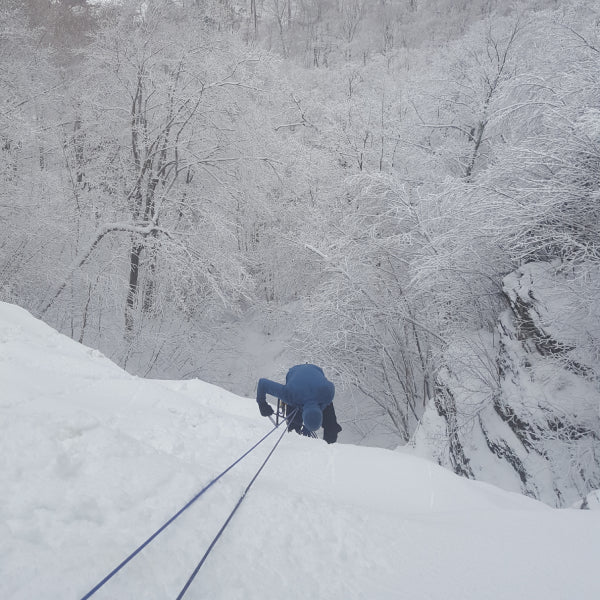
[409,262,600,507]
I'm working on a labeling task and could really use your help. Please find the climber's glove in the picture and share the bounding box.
[258,401,274,417]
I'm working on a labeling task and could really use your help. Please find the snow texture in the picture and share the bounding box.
[1,301,599,599]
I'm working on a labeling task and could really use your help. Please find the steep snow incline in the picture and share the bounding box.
[1,302,599,600]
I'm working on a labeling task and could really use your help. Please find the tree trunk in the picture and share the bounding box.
[125,241,143,332]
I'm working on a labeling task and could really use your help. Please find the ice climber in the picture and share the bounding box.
[256,363,342,444]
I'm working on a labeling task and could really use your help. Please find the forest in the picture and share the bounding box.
[1,0,599,502]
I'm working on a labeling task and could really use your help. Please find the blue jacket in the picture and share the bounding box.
[256,364,341,442]
[256,364,335,410]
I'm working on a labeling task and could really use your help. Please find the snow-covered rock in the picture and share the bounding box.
[410,261,600,507]
[573,489,600,510]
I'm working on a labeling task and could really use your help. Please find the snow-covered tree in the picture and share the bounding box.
[32,1,290,375]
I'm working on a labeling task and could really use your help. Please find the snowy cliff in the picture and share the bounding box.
[410,261,600,508]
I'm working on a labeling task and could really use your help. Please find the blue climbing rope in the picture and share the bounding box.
[79,414,288,600]
[176,413,295,599]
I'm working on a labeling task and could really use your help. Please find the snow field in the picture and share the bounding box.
[1,302,599,599]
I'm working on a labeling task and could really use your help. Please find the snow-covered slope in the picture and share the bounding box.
[2,302,599,600]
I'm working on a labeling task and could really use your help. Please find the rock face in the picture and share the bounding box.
[409,262,600,507]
